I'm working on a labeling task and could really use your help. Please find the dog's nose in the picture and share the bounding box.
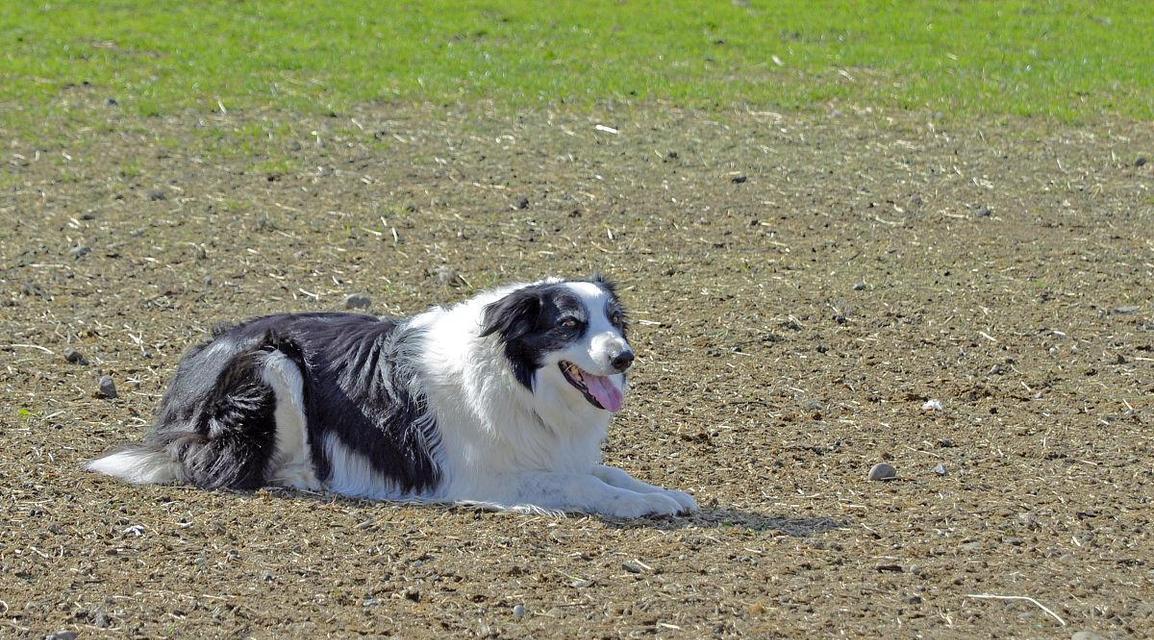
[610,349,635,372]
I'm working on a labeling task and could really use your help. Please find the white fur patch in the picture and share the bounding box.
[87,448,183,485]
[260,352,320,490]
[321,432,404,499]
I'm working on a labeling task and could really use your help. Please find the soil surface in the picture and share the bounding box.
[2,102,1152,639]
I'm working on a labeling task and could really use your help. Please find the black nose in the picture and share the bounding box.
[611,349,635,372]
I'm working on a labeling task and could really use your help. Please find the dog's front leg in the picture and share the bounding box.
[496,471,685,518]
[592,465,699,513]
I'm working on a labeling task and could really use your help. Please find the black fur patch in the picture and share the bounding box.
[145,313,440,492]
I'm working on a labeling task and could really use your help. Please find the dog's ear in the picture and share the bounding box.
[590,273,618,297]
[480,287,542,340]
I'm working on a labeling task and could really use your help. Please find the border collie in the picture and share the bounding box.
[87,276,698,518]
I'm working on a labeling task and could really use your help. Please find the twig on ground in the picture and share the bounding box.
[1,344,55,354]
[965,593,1067,626]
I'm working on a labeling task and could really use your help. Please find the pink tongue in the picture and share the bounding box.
[584,374,623,412]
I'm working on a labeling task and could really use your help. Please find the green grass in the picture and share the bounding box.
[1,1,1152,122]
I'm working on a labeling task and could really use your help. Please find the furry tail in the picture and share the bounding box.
[87,445,185,485]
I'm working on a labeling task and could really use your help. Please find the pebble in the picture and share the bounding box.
[852,281,867,291]
[91,608,111,628]
[731,175,748,184]
[344,293,372,310]
[433,265,463,287]
[45,633,77,640]
[1072,632,1107,640]
[69,245,92,259]
[148,189,168,201]
[1112,305,1140,315]
[97,375,118,399]
[922,399,944,411]
[622,560,649,574]
[512,603,526,620]
[516,197,530,209]
[976,206,993,217]
[867,463,897,481]
[933,463,948,476]
[63,348,89,365]
[1136,156,1148,167]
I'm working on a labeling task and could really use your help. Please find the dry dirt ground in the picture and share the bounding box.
[2,101,1152,639]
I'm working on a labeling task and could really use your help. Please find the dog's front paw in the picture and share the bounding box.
[599,490,683,519]
[661,489,700,514]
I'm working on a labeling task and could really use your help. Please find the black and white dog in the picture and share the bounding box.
[88,276,698,517]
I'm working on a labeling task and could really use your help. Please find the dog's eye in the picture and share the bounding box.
[559,318,580,330]
[609,312,622,326]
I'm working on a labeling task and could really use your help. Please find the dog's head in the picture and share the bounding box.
[480,275,632,412]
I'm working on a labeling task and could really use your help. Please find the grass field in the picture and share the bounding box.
[2,1,1152,122]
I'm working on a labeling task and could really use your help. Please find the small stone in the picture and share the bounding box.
[516,197,530,209]
[63,348,89,365]
[45,633,77,640]
[933,463,948,476]
[852,281,867,291]
[622,560,648,574]
[867,463,897,481]
[433,265,463,287]
[731,175,748,184]
[91,608,111,628]
[403,588,420,602]
[936,437,955,448]
[1072,632,1108,640]
[148,190,167,201]
[976,206,992,217]
[97,375,118,399]
[344,293,372,310]
[69,245,92,259]
[1136,157,1148,167]
[921,399,944,412]
[1112,305,1141,315]
[512,603,526,620]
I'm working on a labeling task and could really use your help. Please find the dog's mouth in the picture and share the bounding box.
[559,361,624,412]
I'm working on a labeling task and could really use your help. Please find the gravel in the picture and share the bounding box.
[867,463,898,481]
[97,375,118,399]
[344,293,372,310]
[63,348,88,365]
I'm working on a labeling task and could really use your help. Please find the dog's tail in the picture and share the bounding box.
[87,444,185,485]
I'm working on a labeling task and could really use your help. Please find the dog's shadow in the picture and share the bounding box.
[600,506,846,536]
[257,488,844,536]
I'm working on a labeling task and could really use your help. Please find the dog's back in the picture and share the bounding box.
[87,313,440,494]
